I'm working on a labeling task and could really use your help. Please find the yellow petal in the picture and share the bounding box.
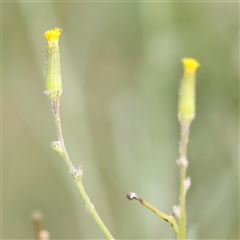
[44,28,62,49]
[182,58,200,71]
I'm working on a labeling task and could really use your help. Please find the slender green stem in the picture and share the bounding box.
[178,166,186,239]
[75,179,114,240]
[178,123,190,240]
[51,98,75,172]
[127,192,179,236]
[51,98,114,240]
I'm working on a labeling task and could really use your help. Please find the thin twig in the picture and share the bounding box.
[126,192,179,236]
[177,123,190,239]
[51,98,75,172]
[73,170,115,240]
[51,101,115,240]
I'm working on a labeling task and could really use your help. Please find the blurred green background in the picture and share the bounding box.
[2,1,239,239]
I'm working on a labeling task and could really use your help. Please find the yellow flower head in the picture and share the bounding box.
[178,58,200,125]
[44,28,62,99]
[44,28,62,49]
[182,58,200,72]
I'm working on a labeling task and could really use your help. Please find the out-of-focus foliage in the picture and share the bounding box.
[2,1,239,239]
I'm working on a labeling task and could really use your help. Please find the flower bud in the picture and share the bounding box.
[44,28,62,99]
[178,58,200,124]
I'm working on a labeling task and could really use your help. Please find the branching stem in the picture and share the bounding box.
[44,28,114,240]
[50,98,114,240]
[51,98,75,172]
[126,192,179,236]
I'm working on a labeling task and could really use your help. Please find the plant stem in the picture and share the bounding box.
[52,98,75,172]
[126,192,179,236]
[75,179,115,240]
[178,166,186,239]
[44,28,115,239]
[178,123,190,240]
[31,210,43,240]
[177,58,199,239]
[51,98,114,240]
